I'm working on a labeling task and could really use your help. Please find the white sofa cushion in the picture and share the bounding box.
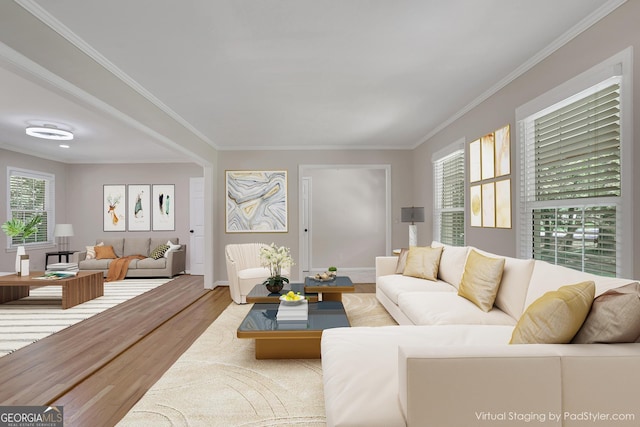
[377,274,454,304]
[431,241,469,288]
[322,325,514,427]
[526,260,635,310]
[398,292,517,326]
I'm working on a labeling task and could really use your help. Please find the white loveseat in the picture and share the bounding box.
[321,242,640,427]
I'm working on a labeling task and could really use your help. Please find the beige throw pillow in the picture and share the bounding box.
[402,246,443,281]
[395,248,409,274]
[510,281,595,344]
[572,282,640,344]
[458,249,505,312]
[85,242,104,260]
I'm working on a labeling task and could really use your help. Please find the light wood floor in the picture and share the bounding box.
[0,276,375,426]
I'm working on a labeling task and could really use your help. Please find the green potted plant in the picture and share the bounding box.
[328,266,338,277]
[1,215,42,273]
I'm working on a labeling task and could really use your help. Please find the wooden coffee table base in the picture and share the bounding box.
[0,271,104,309]
[254,336,322,359]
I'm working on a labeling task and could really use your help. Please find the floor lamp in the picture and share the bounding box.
[401,207,424,247]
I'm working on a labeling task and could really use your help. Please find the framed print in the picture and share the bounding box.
[481,133,495,180]
[495,179,512,228]
[470,185,482,227]
[481,182,495,228]
[226,170,288,233]
[152,184,175,231]
[469,139,481,183]
[127,184,151,231]
[495,124,511,177]
[103,185,126,231]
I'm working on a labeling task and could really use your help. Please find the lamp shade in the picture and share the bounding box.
[54,224,74,237]
[401,207,425,223]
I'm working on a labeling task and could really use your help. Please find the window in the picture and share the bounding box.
[6,167,54,248]
[519,75,626,277]
[433,144,465,246]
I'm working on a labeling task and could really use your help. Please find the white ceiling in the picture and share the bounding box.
[0,0,621,163]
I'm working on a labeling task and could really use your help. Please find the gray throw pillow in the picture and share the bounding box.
[572,282,640,344]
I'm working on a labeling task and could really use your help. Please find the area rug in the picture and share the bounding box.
[0,278,170,357]
[118,293,397,427]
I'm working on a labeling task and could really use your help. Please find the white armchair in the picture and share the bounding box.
[225,243,290,304]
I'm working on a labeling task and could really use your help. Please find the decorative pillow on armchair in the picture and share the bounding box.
[95,245,118,260]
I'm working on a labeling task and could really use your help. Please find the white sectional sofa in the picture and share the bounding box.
[321,242,640,427]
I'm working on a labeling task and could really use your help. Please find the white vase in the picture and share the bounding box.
[15,245,25,274]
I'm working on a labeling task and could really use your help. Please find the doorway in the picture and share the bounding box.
[299,165,391,282]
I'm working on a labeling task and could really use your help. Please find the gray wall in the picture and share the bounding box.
[4,2,638,281]
[218,149,414,281]
[412,0,640,278]
[65,163,203,269]
[0,150,203,272]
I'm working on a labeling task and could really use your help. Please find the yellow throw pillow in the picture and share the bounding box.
[510,281,595,344]
[95,245,118,260]
[402,246,443,281]
[458,249,505,312]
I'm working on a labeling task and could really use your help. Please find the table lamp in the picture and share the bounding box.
[54,224,74,252]
[401,207,424,247]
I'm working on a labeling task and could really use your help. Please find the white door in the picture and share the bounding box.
[189,177,205,275]
[300,177,311,274]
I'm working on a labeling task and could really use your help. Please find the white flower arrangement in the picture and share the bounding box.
[260,243,294,278]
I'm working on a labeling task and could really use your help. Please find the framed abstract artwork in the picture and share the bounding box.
[226,170,288,233]
[152,184,175,231]
[469,124,511,228]
[494,125,511,177]
[127,184,151,231]
[481,182,496,228]
[103,185,126,231]
[470,185,482,227]
[495,178,512,228]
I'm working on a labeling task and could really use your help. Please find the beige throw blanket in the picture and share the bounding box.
[106,255,146,282]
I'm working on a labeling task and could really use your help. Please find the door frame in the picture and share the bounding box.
[298,164,391,281]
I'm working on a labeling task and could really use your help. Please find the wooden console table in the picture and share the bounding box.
[0,271,104,309]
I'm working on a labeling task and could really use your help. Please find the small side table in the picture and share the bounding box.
[45,250,77,266]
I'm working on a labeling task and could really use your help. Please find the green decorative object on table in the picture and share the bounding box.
[1,214,42,274]
[260,242,294,293]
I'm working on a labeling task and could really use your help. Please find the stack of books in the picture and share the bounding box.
[46,263,79,272]
[276,300,309,322]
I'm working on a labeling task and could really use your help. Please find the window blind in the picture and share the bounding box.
[7,169,54,246]
[520,81,621,277]
[434,149,465,246]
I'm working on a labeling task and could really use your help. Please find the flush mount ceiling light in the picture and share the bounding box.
[25,125,74,141]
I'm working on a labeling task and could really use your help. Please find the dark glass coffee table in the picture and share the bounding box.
[245,282,319,303]
[237,301,350,359]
